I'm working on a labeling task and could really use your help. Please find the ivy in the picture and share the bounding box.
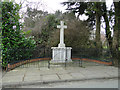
[2,1,36,68]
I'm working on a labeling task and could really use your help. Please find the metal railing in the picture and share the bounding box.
[1,47,114,70]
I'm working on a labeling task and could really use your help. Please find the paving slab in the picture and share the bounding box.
[85,66,118,78]
[58,73,73,80]
[42,74,60,81]
[25,71,40,76]
[88,66,118,72]
[2,75,23,83]
[39,67,50,70]
[82,72,111,79]
[52,68,68,74]
[25,73,40,76]
[25,68,40,71]
[39,70,56,75]
[64,67,85,73]
[39,68,68,75]
[105,71,118,77]
[24,75,42,82]
[70,72,86,79]
[5,72,25,77]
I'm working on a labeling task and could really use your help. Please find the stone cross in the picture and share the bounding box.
[57,21,67,47]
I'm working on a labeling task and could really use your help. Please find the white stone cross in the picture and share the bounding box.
[57,21,67,47]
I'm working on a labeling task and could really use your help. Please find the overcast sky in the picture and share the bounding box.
[15,0,67,13]
[15,0,113,13]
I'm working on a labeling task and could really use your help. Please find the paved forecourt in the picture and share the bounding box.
[2,65,118,88]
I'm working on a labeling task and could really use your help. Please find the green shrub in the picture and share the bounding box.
[2,1,36,67]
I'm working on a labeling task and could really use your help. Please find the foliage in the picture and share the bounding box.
[24,8,60,47]
[24,7,48,28]
[49,12,92,48]
[23,7,93,48]
[0,2,2,61]
[62,2,103,49]
[2,1,36,67]
[62,2,95,27]
[40,14,59,47]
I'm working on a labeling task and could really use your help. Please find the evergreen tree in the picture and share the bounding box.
[2,1,36,68]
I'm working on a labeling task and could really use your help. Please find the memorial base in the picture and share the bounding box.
[51,47,72,63]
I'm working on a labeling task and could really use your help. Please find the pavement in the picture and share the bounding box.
[1,64,118,88]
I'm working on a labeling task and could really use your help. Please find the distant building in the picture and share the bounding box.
[100,31,107,47]
[90,30,108,47]
[89,30,96,40]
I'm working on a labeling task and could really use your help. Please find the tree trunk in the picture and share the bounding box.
[112,2,120,66]
[102,3,114,64]
[95,3,102,56]
[96,12,101,49]
[103,13,113,51]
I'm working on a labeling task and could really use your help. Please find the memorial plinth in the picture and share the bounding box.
[51,21,72,63]
[51,47,72,63]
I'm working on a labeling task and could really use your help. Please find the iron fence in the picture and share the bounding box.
[1,47,115,70]
[72,48,113,62]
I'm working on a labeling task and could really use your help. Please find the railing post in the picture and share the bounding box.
[44,47,45,57]
[79,60,80,67]
[79,59,82,67]
[48,60,50,69]
[48,47,51,69]
[65,47,67,67]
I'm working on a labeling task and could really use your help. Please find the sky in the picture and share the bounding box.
[40,0,68,13]
[15,0,68,13]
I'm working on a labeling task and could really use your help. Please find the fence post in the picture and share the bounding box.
[65,47,67,67]
[48,60,50,69]
[79,60,80,67]
[48,48,50,69]
[79,59,82,67]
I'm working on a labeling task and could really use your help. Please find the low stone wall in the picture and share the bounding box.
[6,57,112,71]
[7,58,51,71]
[72,58,112,65]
